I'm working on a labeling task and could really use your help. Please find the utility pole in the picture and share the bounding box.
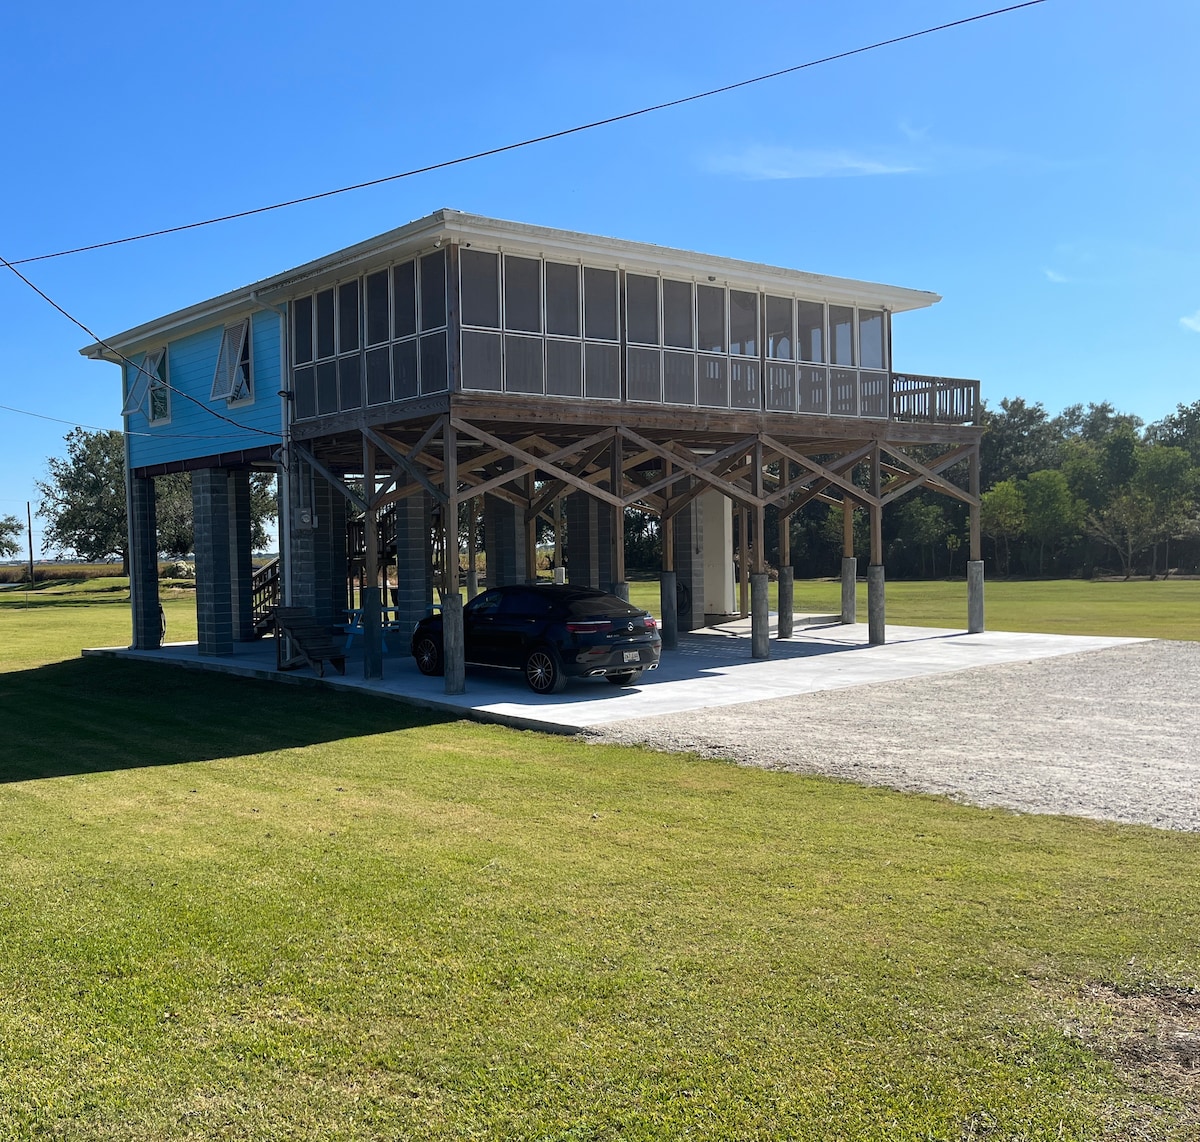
[26,501,34,605]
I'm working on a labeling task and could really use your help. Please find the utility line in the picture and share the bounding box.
[0,252,282,439]
[0,400,275,440]
[8,1,1047,268]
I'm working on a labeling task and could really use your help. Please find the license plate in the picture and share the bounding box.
[623,650,640,663]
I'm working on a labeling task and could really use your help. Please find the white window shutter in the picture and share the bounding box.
[121,351,160,416]
[211,320,248,400]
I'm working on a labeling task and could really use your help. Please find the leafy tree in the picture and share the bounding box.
[1132,444,1195,576]
[36,429,128,568]
[897,497,948,577]
[37,428,277,569]
[980,479,1025,576]
[0,515,22,559]
[979,397,1061,488]
[1058,401,1143,444]
[1147,399,1200,465]
[1022,469,1083,575]
[1088,492,1158,579]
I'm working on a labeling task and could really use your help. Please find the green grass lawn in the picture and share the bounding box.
[0,582,1197,1138]
[625,575,1200,641]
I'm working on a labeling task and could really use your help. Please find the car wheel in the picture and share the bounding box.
[413,634,444,676]
[605,669,643,686]
[524,646,567,694]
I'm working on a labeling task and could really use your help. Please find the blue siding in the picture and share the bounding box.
[127,310,283,469]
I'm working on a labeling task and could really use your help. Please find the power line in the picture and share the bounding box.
[0,253,281,440]
[0,400,276,441]
[8,1,1047,268]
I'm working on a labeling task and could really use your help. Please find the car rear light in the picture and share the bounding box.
[643,615,657,630]
[566,620,612,634]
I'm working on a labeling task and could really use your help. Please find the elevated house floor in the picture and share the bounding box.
[84,210,987,696]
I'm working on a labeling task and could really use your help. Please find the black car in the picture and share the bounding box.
[411,584,661,694]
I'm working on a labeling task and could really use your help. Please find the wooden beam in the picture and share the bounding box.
[363,425,447,506]
[292,444,369,513]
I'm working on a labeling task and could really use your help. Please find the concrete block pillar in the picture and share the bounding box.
[841,557,857,624]
[701,491,735,621]
[658,571,677,650]
[309,475,340,631]
[564,492,612,590]
[286,459,317,615]
[483,494,528,588]
[672,498,705,632]
[228,470,255,641]
[129,474,161,650]
[750,572,770,659]
[392,492,433,629]
[193,468,233,657]
[867,564,885,646]
[967,560,985,634]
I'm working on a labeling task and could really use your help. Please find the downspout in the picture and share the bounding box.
[121,361,138,647]
[250,291,292,606]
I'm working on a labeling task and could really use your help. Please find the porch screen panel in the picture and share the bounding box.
[797,366,828,414]
[626,274,659,346]
[663,351,696,405]
[392,340,418,399]
[830,305,854,366]
[462,330,502,391]
[420,251,447,331]
[460,250,500,328]
[546,339,582,397]
[365,271,390,345]
[584,342,620,399]
[393,261,417,339]
[697,285,725,352]
[766,296,793,359]
[797,301,824,363]
[859,372,887,418]
[294,366,316,419]
[831,368,858,416]
[338,355,362,410]
[365,346,391,404]
[420,331,448,393]
[505,334,544,394]
[504,256,542,334]
[545,263,581,337]
[730,359,760,410]
[315,361,338,415]
[730,291,758,357]
[859,309,885,370]
[698,355,728,407]
[316,290,335,360]
[663,280,694,349]
[766,362,795,412]
[627,347,662,402]
[584,268,618,341]
[338,281,360,353]
[292,296,314,364]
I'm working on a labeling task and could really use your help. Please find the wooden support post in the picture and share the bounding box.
[868,446,885,646]
[466,497,478,599]
[777,503,793,640]
[611,435,627,599]
[362,438,383,680]
[738,506,749,619]
[443,422,465,694]
[659,458,677,650]
[525,472,538,585]
[968,444,984,633]
[552,496,565,584]
[750,441,769,658]
[841,496,856,625]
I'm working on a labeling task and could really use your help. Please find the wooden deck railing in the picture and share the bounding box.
[890,373,980,425]
[251,557,281,634]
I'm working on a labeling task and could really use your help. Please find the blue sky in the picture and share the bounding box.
[1,0,1196,549]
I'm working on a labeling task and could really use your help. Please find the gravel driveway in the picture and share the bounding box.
[588,640,1200,832]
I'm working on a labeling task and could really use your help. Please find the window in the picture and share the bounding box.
[292,296,313,364]
[583,268,618,341]
[211,320,252,403]
[545,263,580,337]
[697,285,726,353]
[420,250,447,330]
[316,289,335,359]
[765,296,793,360]
[461,249,500,328]
[365,271,390,345]
[338,281,360,353]
[122,349,168,421]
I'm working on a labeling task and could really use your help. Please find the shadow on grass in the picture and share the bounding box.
[0,656,454,784]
